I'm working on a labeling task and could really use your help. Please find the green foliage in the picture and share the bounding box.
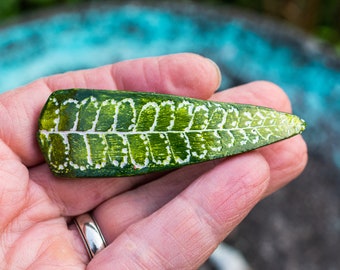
[193,0,340,52]
[0,0,86,22]
[0,0,19,19]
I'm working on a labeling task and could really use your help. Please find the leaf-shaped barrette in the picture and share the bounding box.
[37,89,306,178]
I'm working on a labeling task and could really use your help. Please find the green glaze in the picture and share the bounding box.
[37,89,306,177]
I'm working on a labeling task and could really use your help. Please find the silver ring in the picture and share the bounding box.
[73,213,107,259]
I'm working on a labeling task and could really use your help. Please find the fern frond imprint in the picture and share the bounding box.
[37,89,306,177]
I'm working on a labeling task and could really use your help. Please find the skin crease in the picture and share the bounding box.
[0,53,307,269]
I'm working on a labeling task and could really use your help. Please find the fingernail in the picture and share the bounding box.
[205,58,222,90]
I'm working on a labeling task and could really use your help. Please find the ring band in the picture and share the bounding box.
[73,213,107,259]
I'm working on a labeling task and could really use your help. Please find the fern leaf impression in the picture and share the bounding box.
[37,89,306,177]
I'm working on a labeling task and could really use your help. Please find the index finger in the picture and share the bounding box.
[0,53,221,166]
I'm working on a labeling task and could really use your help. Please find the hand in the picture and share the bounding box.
[0,53,307,269]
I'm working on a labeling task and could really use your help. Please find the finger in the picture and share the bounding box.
[213,80,292,112]
[260,135,308,195]
[213,81,308,195]
[88,153,270,269]
[93,160,221,243]
[110,53,221,98]
[0,53,221,167]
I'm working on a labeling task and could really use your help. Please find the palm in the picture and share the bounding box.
[0,54,307,269]
[0,158,83,268]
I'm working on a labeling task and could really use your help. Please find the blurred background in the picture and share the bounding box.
[1,0,340,52]
[0,1,339,269]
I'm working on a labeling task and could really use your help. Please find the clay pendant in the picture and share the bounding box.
[37,89,306,177]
